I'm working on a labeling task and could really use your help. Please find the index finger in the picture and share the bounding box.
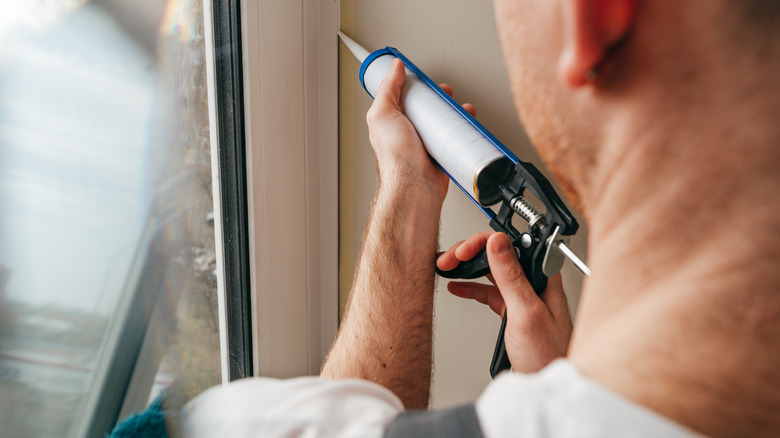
[454,231,494,261]
[436,231,494,271]
[437,240,465,271]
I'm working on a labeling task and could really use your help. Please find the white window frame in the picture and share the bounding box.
[202,0,230,383]
[240,0,339,377]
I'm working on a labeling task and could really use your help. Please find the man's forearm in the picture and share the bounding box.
[321,178,442,409]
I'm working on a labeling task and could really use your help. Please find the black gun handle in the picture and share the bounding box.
[436,242,548,378]
[490,312,511,378]
[436,249,512,377]
[435,249,490,280]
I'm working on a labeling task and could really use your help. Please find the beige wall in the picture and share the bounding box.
[339,0,588,408]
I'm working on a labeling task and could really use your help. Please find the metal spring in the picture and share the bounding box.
[510,195,547,229]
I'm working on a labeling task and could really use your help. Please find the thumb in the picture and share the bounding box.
[486,233,542,317]
[375,58,406,109]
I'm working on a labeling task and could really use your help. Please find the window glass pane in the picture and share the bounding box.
[0,0,221,436]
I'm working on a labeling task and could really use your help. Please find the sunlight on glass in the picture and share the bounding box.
[0,0,88,39]
[0,0,221,436]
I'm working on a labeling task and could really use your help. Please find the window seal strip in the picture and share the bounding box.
[212,0,253,381]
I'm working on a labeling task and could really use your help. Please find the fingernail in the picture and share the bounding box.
[491,234,512,255]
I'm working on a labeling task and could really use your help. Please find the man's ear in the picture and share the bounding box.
[558,0,636,87]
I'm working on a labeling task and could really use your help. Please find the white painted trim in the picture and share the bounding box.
[241,0,339,377]
[202,0,230,385]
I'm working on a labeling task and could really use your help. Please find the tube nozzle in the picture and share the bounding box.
[338,31,370,63]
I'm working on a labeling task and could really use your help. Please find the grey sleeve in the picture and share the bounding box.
[384,404,484,438]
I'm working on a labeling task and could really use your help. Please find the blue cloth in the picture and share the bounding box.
[108,393,169,438]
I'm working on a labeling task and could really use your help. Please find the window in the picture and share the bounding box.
[0,0,226,436]
[0,0,340,435]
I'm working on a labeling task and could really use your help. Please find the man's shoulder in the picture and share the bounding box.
[476,359,702,438]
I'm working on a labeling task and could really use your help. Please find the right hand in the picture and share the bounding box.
[437,231,573,373]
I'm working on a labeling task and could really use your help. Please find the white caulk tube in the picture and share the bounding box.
[340,32,512,206]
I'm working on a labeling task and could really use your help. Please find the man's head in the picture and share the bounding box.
[493,0,780,218]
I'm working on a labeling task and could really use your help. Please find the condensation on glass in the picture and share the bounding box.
[0,0,221,436]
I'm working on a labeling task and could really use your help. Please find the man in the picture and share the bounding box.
[185,0,780,436]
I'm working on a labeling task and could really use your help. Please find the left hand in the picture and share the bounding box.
[366,58,476,203]
[437,231,573,373]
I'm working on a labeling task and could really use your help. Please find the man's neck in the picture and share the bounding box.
[568,96,780,437]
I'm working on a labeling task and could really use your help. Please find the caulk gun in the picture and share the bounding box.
[339,32,590,378]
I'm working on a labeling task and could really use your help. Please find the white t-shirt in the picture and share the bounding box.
[183,359,701,437]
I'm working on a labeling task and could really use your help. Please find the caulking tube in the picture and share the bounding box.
[340,32,513,206]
